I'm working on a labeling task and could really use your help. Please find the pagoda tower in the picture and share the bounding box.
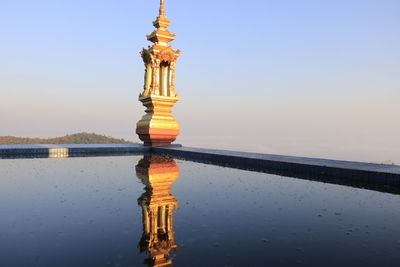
[136,155,179,266]
[136,0,181,146]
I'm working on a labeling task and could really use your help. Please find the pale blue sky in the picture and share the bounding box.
[1,0,399,161]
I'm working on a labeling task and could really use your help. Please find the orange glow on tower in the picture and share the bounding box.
[136,0,180,146]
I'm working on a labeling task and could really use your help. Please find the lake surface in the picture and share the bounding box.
[0,154,399,266]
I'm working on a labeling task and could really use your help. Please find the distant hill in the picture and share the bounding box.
[0,133,134,144]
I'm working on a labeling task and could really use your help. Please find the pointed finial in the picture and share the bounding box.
[159,0,165,16]
[147,0,175,44]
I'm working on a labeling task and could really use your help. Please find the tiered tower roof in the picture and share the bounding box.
[147,0,176,46]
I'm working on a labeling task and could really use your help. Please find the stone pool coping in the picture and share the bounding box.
[154,146,400,174]
[0,144,150,156]
[1,144,399,182]
[152,146,400,190]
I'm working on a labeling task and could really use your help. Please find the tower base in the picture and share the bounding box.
[136,95,180,147]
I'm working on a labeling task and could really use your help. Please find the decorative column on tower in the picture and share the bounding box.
[136,0,181,146]
[136,155,179,267]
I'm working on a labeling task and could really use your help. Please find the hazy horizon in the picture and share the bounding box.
[1,0,399,163]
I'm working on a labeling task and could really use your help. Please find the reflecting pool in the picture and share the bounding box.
[0,154,399,266]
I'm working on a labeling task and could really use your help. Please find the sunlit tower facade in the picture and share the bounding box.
[136,0,180,146]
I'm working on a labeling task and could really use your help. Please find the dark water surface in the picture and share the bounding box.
[0,154,399,267]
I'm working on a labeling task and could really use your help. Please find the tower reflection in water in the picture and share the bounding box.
[136,155,179,267]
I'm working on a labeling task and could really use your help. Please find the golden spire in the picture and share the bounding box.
[136,0,180,147]
[159,0,165,16]
[147,0,175,45]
